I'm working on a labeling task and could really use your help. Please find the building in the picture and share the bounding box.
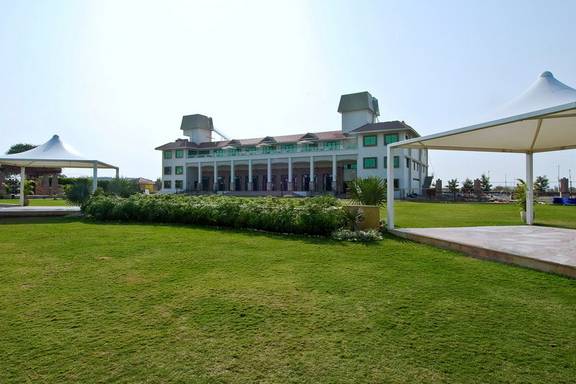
[156,92,428,197]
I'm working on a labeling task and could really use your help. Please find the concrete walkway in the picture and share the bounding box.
[392,226,576,278]
[0,206,80,218]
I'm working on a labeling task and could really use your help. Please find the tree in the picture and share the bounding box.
[534,175,549,195]
[480,174,492,193]
[461,178,474,195]
[6,143,36,155]
[349,177,387,206]
[447,179,459,199]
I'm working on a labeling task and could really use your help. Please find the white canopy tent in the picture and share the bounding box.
[0,135,119,206]
[387,71,576,229]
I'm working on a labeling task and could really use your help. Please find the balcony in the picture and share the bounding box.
[187,141,358,159]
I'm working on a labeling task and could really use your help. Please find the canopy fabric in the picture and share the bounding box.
[0,135,117,169]
[393,72,576,153]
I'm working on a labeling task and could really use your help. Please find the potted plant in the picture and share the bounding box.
[347,177,386,230]
[514,179,533,223]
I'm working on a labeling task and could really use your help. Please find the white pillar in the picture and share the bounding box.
[92,162,98,193]
[266,158,272,192]
[387,146,395,230]
[526,152,534,225]
[213,161,218,192]
[230,160,235,191]
[197,163,202,191]
[287,157,293,192]
[331,154,337,194]
[19,167,25,206]
[248,159,253,191]
[309,156,315,192]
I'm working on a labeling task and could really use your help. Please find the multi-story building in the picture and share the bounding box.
[156,91,428,197]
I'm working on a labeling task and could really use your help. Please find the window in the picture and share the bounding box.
[363,157,377,169]
[187,150,196,158]
[163,180,171,189]
[324,141,339,150]
[346,163,357,170]
[175,166,183,175]
[175,149,184,158]
[393,156,400,168]
[384,156,387,168]
[406,158,410,168]
[385,134,399,145]
[282,144,296,152]
[394,179,399,189]
[164,166,172,175]
[163,151,172,159]
[175,180,183,189]
[363,135,377,147]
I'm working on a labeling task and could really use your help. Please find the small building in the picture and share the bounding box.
[136,177,156,193]
[156,92,428,197]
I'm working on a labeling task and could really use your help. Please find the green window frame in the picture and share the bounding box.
[175,149,184,158]
[163,150,172,159]
[175,166,183,175]
[363,157,377,169]
[187,150,196,158]
[164,166,172,175]
[175,180,183,189]
[363,135,377,147]
[385,134,399,145]
[281,144,296,152]
[324,141,339,150]
[163,180,171,189]
[393,156,400,168]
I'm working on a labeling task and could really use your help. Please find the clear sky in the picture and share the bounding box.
[1,0,575,186]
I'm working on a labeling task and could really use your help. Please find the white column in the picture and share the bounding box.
[248,159,253,191]
[287,157,293,192]
[387,146,395,230]
[266,158,272,192]
[213,161,218,192]
[331,154,337,194]
[526,152,534,225]
[309,156,315,192]
[19,167,25,206]
[197,162,202,191]
[92,162,98,193]
[230,160,235,191]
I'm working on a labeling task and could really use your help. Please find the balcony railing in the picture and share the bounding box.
[186,141,358,159]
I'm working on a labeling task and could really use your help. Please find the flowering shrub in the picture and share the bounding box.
[331,228,383,242]
[82,194,347,236]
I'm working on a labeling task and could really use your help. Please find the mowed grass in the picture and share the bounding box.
[0,198,70,206]
[390,201,576,229]
[0,218,574,383]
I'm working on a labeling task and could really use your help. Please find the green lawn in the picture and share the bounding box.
[0,218,574,383]
[0,198,70,206]
[390,201,576,229]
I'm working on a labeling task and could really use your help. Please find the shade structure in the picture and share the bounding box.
[387,71,576,229]
[0,135,119,206]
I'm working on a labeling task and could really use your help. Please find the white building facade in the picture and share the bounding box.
[156,92,428,197]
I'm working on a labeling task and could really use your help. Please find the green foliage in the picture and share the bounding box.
[64,178,92,205]
[82,194,347,236]
[24,180,35,196]
[6,143,36,155]
[480,174,492,192]
[535,175,549,194]
[331,228,383,242]
[348,177,387,206]
[98,178,139,197]
[514,179,527,211]
[461,178,474,194]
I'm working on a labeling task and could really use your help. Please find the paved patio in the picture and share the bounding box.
[392,226,576,278]
[0,206,80,218]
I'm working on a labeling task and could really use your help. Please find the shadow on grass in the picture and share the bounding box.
[0,215,383,247]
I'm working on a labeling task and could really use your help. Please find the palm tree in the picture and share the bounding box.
[349,177,387,206]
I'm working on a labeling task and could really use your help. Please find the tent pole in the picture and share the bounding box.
[92,162,98,193]
[386,146,395,230]
[526,153,534,225]
[20,167,25,207]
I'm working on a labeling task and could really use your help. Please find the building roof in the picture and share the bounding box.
[155,130,351,151]
[337,91,380,116]
[349,121,420,137]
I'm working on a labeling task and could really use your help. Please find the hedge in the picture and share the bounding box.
[82,194,348,236]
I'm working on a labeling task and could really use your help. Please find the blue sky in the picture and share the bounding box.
[1,0,575,186]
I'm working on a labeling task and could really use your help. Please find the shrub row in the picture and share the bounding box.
[82,194,348,236]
